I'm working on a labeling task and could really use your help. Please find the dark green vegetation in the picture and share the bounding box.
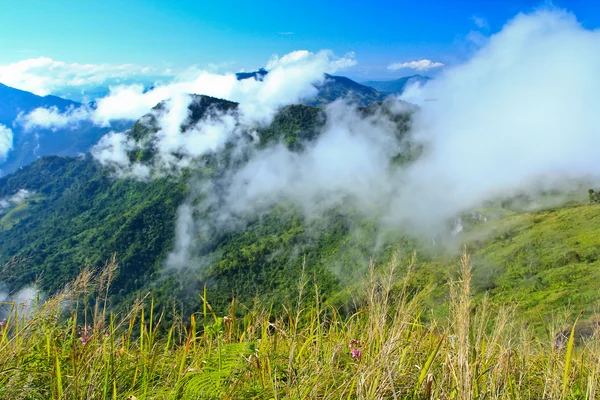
[0,82,131,175]
[0,155,187,300]
[363,75,431,94]
[0,94,598,332]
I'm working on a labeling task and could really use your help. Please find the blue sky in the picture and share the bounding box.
[1,0,599,80]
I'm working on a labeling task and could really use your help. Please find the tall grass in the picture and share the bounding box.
[0,251,598,399]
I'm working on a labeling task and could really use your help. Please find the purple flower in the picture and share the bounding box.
[349,339,363,360]
[78,325,93,345]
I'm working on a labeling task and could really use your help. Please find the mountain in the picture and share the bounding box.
[362,75,431,94]
[0,95,412,314]
[0,82,79,123]
[237,70,388,106]
[0,83,132,175]
[307,73,387,106]
[0,94,598,331]
[235,68,268,81]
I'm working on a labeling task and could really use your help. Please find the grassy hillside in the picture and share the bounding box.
[465,201,600,325]
[0,253,598,399]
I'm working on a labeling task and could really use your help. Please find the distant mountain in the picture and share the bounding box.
[0,83,131,175]
[235,68,268,82]
[362,75,431,94]
[0,83,79,124]
[52,76,169,103]
[307,73,387,106]
[237,70,387,106]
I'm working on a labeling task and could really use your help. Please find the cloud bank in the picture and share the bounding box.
[395,8,600,228]
[21,50,356,132]
[22,8,600,267]
[0,57,170,96]
[196,7,600,240]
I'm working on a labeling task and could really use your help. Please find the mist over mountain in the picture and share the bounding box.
[0,95,413,312]
[51,76,170,103]
[237,68,387,106]
[0,83,131,175]
[363,75,431,94]
[1,6,600,338]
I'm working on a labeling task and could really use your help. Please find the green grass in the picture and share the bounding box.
[1,252,599,399]
[459,203,600,328]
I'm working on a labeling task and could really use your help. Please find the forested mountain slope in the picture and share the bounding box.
[0,94,598,329]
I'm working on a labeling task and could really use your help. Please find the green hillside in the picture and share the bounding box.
[0,95,598,331]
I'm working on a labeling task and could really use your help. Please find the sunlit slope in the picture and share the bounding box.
[460,201,600,322]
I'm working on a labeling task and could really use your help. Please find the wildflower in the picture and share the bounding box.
[78,325,93,345]
[350,347,362,360]
[0,320,5,328]
[349,338,363,360]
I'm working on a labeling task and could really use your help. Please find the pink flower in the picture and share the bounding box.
[349,339,363,360]
[78,325,93,345]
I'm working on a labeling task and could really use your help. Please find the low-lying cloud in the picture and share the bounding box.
[0,189,33,214]
[20,50,356,132]
[22,8,600,267]
[85,50,356,178]
[176,7,600,250]
[0,124,13,161]
[396,8,600,228]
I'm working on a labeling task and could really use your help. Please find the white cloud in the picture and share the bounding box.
[0,57,171,96]
[0,124,13,161]
[198,7,600,240]
[387,59,445,71]
[0,189,32,214]
[23,49,356,131]
[18,106,93,130]
[223,100,403,220]
[394,8,600,229]
[91,131,138,170]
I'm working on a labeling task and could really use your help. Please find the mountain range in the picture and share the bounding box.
[0,83,130,176]
[0,92,598,329]
[0,72,392,176]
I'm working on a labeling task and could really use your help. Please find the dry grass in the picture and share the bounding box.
[0,251,598,399]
